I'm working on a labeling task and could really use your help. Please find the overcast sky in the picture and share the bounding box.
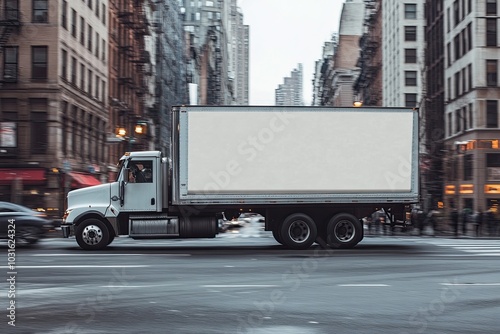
[238,0,344,105]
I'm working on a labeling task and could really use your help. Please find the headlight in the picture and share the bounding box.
[62,209,73,222]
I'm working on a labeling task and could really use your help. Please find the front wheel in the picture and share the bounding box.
[16,226,41,245]
[327,213,363,249]
[75,218,110,250]
[280,213,317,249]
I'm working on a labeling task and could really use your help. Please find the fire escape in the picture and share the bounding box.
[0,4,21,83]
[206,27,222,105]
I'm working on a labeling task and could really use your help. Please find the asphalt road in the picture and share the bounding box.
[1,222,499,334]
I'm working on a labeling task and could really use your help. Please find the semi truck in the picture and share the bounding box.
[61,105,419,250]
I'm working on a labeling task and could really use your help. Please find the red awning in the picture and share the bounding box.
[69,172,101,189]
[0,168,46,185]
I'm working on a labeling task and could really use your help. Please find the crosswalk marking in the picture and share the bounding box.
[413,238,500,256]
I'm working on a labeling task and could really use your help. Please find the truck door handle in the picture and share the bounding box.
[151,198,155,205]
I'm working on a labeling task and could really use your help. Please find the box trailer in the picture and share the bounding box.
[61,105,419,250]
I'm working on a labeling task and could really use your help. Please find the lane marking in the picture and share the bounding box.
[0,265,150,269]
[202,285,278,288]
[338,284,390,287]
[441,283,500,286]
[30,253,191,257]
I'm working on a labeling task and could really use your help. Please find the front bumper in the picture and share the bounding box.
[61,224,74,238]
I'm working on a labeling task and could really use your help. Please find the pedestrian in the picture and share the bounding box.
[461,208,469,236]
[450,208,459,237]
[427,209,437,237]
[474,210,483,237]
[486,209,495,237]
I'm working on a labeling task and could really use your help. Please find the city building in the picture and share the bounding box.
[325,0,365,107]
[353,0,382,106]
[181,0,233,105]
[312,34,337,106]
[153,0,187,157]
[275,64,304,106]
[423,0,445,211]
[442,0,500,214]
[382,0,425,108]
[0,0,109,216]
[108,0,154,172]
[227,0,249,105]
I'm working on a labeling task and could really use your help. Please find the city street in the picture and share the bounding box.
[1,222,500,334]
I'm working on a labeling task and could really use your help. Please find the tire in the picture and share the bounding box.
[16,226,41,245]
[272,227,283,245]
[75,218,110,250]
[327,213,363,249]
[107,233,115,246]
[280,213,317,249]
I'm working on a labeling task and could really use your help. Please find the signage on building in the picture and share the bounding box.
[0,122,16,148]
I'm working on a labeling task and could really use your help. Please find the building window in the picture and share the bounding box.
[468,64,472,90]
[487,18,497,46]
[71,9,77,37]
[487,59,498,86]
[454,35,461,60]
[96,0,100,19]
[455,71,460,97]
[462,106,468,130]
[30,99,48,154]
[404,4,417,19]
[61,49,67,80]
[5,0,19,20]
[447,43,452,66]
[486,100,498,128]
[404,26,417,41]
[87,25,92,51]
[463,154,473,180]
[462,68,466,93]
[405,48,417,63]
[487,0,497,15]
[102,4,106,25]
[62,102,68,156]
[88,69,92,94]
[455,109,461,133]
[80,17,85,45]
[95,75,100,99]
[80,63,85,90]
[469,102,473,129]
[88,0,92,10]
[71,56,77,85]
[102,39,106,61]
[61,0,67,29]
[454,0,459,26]
[405,93,417,107]
[3,46,18,82]
[95,32,99,57]
[467,23,472,51]
[405,71,417,86]
[447,112,452,136]
[33,0,48,23]
[32,46,48,79]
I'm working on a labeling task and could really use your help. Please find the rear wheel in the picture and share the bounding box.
[75,218,110,250]
[327,213,363,249]
[280,213,317,249]
[272,227,283,245]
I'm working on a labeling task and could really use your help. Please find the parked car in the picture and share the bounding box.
[0,201,54,245]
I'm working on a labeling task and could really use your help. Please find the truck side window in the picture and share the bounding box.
[128,160,153,183]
